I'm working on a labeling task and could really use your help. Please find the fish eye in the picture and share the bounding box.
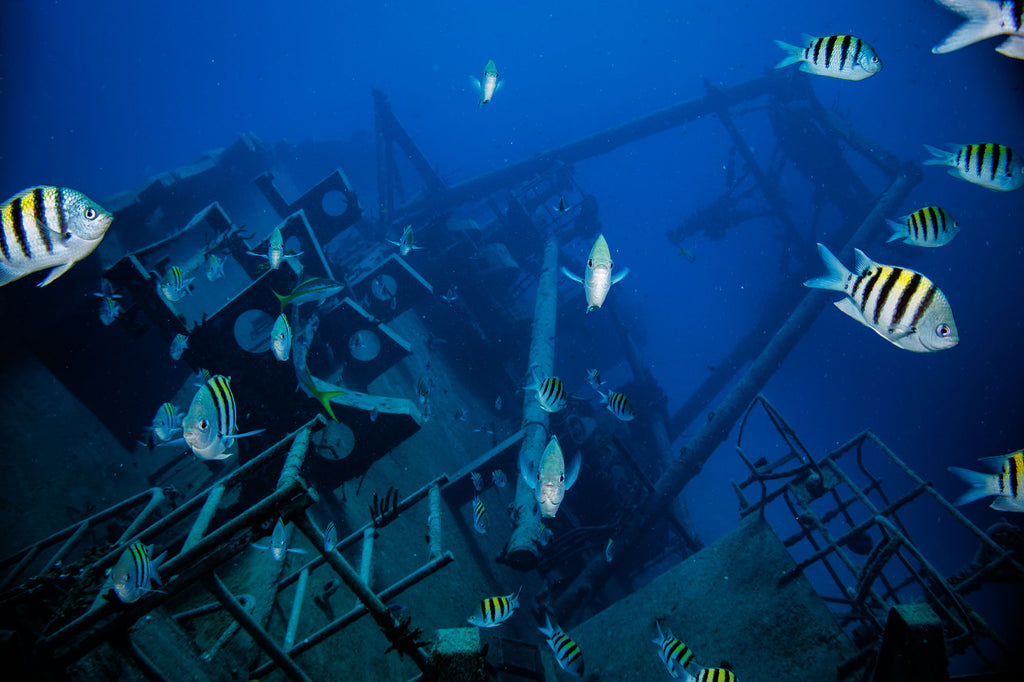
[587,259,593,267]
[536,472,541,481]
[84,207,97,220]
[936,323,951,337]
[559,474,564,482]
[199,419,209,430]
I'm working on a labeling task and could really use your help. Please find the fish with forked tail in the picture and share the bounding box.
[561,234,629,313]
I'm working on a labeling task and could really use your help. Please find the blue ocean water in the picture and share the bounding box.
[2,0,1023,673]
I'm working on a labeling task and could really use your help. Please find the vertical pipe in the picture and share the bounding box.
[356,528,375,609]
[427,484,443,561]
[277,427,311,490]
[183,484,225,553]
[505,234,559,570]
[284,568,309,651]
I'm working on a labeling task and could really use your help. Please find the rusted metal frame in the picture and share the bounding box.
[277,474,450,592]
[0,487,165,591]
[205,572,312,682]
[251,547,455,677]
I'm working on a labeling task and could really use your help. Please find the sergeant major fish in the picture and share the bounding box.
[159,266,194,302]
[206,253,225,281]
[774,34,883,80]
[923,143,1024,191]
[652,620,697,680]
[932,0,1024,59]
[472,496,489,534]
[520,435,581,518]
[539,614,584,677]
[526,369,568,413]
[271,313,291,362]
[949,450,1024,512]
[467,587,520,627]
[251,518,308,561]
[803,243,958,353]
[183,374,265,460]
[0,186,113,287]
[110,541,166,603]
[98,296,122,326]
[599,390,636,421]
[887,206,960,247]
[561,234,629,313]
[695,670,737,682]
[169,334,189,361]
[146,402,183,446]
[472,59,502,106]
[323,521,338,552]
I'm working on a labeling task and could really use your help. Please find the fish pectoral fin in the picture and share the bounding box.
[990,496,1024,513]
[565,451,582,490]
[560,266,584,283]
[287,547,308,555]
[612,267,630,284]
[469,76,482,91]
[38,261,76,287]
[251,543,269,551]
[246,251,269,259]
[997,36,1024,59]
[886,324,916,340]
[834,298,870,326]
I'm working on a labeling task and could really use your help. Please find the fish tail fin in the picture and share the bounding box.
[538,613,555,638]
[947,466,999,506]
[773,40,803,69]
[150,550,168,586]
[923,144,956,166]
[803,243,851,292]
[299,367,345,421]
[931,0,1003,54]
[885,219,906,242]
[511,585,522,608]
[273,290,288,313]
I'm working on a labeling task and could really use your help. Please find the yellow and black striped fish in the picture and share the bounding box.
[0,186,113,287]
[774,34,882,80]
[182,374,264,460]
[472,496,488,534]
[530,371,567,413]
[467,587,521,627]
[949,450,1024,513]
[652,620,696,678]
[111,541,165,603]
[924,143,1024,192]
[886,207,960,247]
[160,265,194,302]
[696,669,738,682]
[539,615,584,677]
[803,243,958,353]
[600,390,636,421]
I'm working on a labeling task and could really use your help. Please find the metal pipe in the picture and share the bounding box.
[505,234,559,570]
[553,168,922,618]
[252,550,454,677]
[427,483,442,561]
[42,523,88,577]
[277,425,311,490]
[115,487,167,545]
[182,484,225,553]
[284,569,309,651]
[356,528,375,609]
[205,572,312,682]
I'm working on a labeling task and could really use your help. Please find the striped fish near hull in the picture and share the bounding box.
[652,620,697,679]
[949,450,1024,512]
[183,374,264,460]
[539,615,584,677]
[467,587,521,627]
[774,34,883,80]
[111,541,166,603]
[886,206,960,247]
[932,0,1024,59]
[696,670,738,682]
[923,143,1024,191]
[0,186,113,287]
[803,243,958,353]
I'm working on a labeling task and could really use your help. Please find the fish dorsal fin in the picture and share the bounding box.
[978,454,1013,472]
[853,249,873,276]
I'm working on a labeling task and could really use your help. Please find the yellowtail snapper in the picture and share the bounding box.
[467,587,520,627]
[774,34,882,80]
[652,620,697,679]
[949,450,1024,512]
[472,496,488,534]
[561,234,629,313]
[271,313,291,362]
[297,366,347,421]
[539,614,584,677]
[274,277,345,312]
[251,518,308,561]
[600,390,636,421]
[0,186,113,287]
[169,334,189,361]
[520,435,581,518]
[932,0,1024,59]
[159,266,194,302]
[887,207,960,247]
[923,143,1024,191]
[183,374,265,460]
[803,243,958,353]
[110,541,166,603]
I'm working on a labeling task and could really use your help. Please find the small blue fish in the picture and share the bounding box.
[535,523,554,547]
[206,253,225,281]
[370,408,379,422]
[492,469,507,488]
[110,541,166,603]
[495,396,503,411]
[388,224,423,256]
[98,295,122,326]
[605,538,615,563]
[442,285,458,302]
[271,314,291,362]
[472,496,488,534]
[159,266,194,302]
[147,401,183,445]
[93,279,121,300]
[471,471,483,491]
[474,421,494,435]
[169,334,189,361]
[323,521,338,552]
[586,369,602,390]
[251,518,308,561]
[452,408,468,422]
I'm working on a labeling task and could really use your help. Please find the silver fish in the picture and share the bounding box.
[271,313,291,362]
[586,368,602,390]
[472,59,502,106]
[110,541,165,603]
[159,266,194,302]
[98,295,122,326]
[774,34,883,80]
[148,402,183,443]
[206,253,225,281]
[923,143,1024,192]
[0,186,113,287]
[561,234,629,313]
[251,518,307,561]
[388,224,422,256]
[521,435,581,518]
[169,334,189,361]
[932,0,1024,59]
[183,374,264,460]
[247,226,302,270]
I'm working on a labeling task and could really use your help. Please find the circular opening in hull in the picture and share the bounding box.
[234,309,274,353]
[349,329,381,361]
